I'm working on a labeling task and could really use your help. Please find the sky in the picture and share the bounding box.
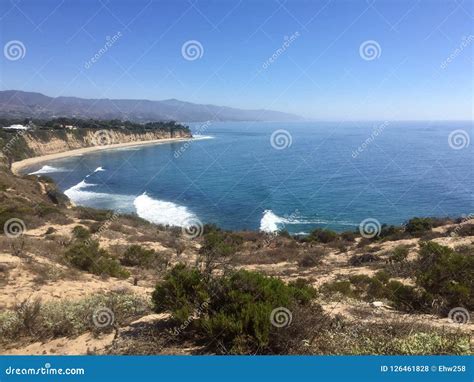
[0,0,473,120]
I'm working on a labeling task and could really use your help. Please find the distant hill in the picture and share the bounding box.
[0,90,302,122]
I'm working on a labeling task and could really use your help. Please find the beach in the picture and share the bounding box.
[11,136,191,175]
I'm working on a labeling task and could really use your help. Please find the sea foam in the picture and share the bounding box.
[192,135,215,140]
[259,210,357,233]
[260,210,288,233]
[29,165,69,175]
[133,193,196,227]
[64,177,133,210]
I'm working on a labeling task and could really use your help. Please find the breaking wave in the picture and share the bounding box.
[259,210,357,233]
[133,193,196,227]
[29,165,69,175]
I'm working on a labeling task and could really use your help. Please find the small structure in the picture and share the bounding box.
[2,124,31,131]
[62,124,77,130]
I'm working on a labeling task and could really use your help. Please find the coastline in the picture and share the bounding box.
[11,136,191,175]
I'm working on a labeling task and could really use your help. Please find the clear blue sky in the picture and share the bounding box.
[0,0,472,120]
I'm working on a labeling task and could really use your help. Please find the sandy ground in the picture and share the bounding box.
[11,137,191,175]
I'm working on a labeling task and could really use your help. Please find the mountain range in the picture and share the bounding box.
[0,90,301,122]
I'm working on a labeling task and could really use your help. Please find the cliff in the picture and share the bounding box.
[0,127,192,163]
[22,128,191,157]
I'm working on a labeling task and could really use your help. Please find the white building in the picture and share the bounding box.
[2,124,31,131]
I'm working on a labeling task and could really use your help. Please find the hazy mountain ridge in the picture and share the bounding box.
[0,90,302,122]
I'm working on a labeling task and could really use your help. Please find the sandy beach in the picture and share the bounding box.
[11,136,191,175]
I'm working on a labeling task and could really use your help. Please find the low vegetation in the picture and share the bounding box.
[152,264,319,354]
[0,293,149,343]
[322,241,473,315]
[65,240,129,279]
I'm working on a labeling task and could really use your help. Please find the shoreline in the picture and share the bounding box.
[11,136,191,175]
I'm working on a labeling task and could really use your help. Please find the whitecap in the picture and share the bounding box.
[93,166,105,172]
[259,210,357,233]
[64,178,133,211]
[29,165,69,175]
[192,135,215,140]
[133,193,196,227]
[260,210,287,233]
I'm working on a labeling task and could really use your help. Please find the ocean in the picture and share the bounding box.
[25,121,473,234]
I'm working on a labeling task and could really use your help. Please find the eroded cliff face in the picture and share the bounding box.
[21,129,191,157]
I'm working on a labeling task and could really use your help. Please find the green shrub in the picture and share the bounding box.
[121,245,155,267]
[72,225,90,240]
[320,280,355,298]
[308,228,338,243]
[76,207,114,222]
[405,217,433,236]
[198,228,243,273]
[416,241,473,310]
[385,280,432,312]
[152,265,318,354]
[388,245,409,263]
[378,224,406,240]
[152,264,208,322]
[348,274,386,300]
[65,240,129,279]
[326,273,432,312]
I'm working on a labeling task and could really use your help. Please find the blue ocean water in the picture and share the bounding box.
[26,121,473,234]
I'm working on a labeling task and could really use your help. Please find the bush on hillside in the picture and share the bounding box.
[198,227,243,274]
[65,240,129,279]
[152,264,319,354]
[307,228,338,243]
[121,245,156,267]
[72,225,90,240]
[405,217,433,236]
[388,245,409,263]
[416,241,473,310]
[322,273,432,313]
[0,292,149,341]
